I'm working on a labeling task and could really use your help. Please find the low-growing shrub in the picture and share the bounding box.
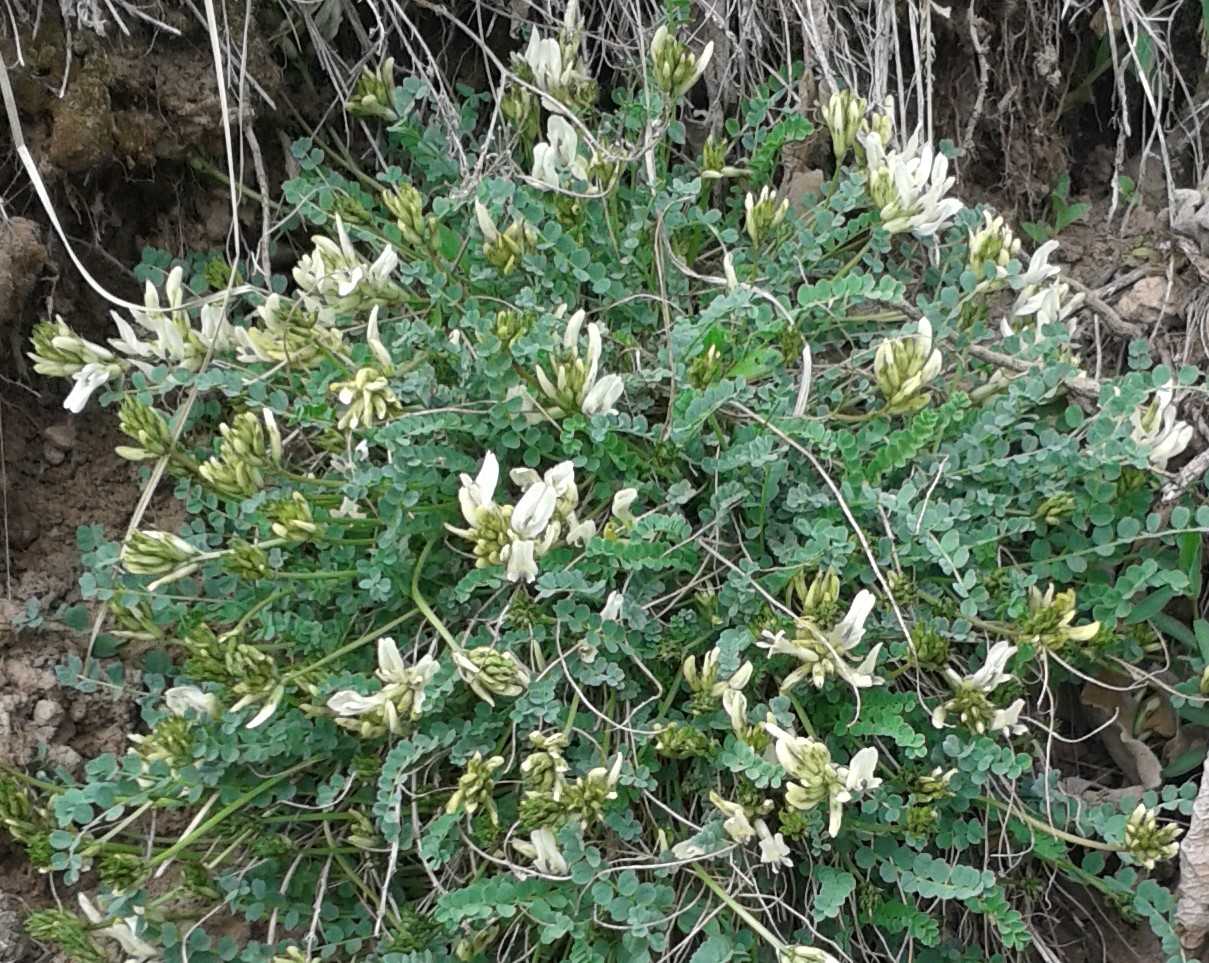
[12,10,1208,963]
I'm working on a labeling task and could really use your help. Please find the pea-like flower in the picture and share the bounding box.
[292,216,407,310]
[759,590,882,691]
[446,752,505,823]
[163,685,222,720]
[765,724,881,836]
[563,754,624,824]
[120,530,206,587]
[744,186,789,245]
[709,792,757,843]
[863,132,963,238]
[513,826,569,875]
[1130,383,1193,470]
[326,637,438,737]
[78,894,159,962]
[967,211,1023,279]
[931,639,1027,738]
[29,317,126,413]
[519,309,624,419]
[516,0,594,112]
[235,293,345,367]
[1020,584,1100,651]
[821,89,868,163]
[874,318,943,414]
[532,115,590,191]
[756,819,793,872]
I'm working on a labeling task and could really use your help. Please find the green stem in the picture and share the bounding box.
[411,538,460,650]
[283,609,418,682]
[976,795,1119,852]
[692,866,785,953]
[147,763,314,869]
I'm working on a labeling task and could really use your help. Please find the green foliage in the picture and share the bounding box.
[1021,173,1091,243]
[16,28,1206,963]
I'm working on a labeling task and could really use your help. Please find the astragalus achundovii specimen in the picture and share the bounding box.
[16,34,1204,963]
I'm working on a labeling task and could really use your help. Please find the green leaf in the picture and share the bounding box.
[811,866,856,920]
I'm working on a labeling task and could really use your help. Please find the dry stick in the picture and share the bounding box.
[967,344,1102,401]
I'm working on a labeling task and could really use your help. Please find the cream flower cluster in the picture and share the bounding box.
[290,216,407,312]
[765,724,881,836]
[532,114,591,191]
[326,636,438,736]
[931,639,1026,738]
[446,452,601,582]
[863,132,963,238]
[30,264,238,412]
[517,0,592,112]
[999,240,1084,341]
[1130,382,1193,470]
[511,308,624,420]
[758,590,882,691]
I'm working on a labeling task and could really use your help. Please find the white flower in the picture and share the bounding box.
[611,488,638,525]
[725,689,748,735]
[365,304,393,369]
[78,894,159,962]
[64,362,119,412]
[511,482,558,538]
[503,538,540,582]
[474,199,499,242]
[327,689,388,716]
[457,452,500,527]
[964,640,1017,693]
[601,591,624,622]
[759,590,883,691]
[864,131,963,238]
[990,698,1028,737]
[529,827,569,875]
[531,115,590,190]
[755,819,793,872]
[841,746,882,793]
[1131,384,1193,470]
[793,344,812,417]
[710,792,756,843]
[565,516,596,545]
[722,251,739,290]
[527,310,624,418]
[163,685,221,719]
[1011,240,1062,289]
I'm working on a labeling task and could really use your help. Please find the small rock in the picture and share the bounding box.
[44,744,82,772]
[32,698,63,728]
[44,422,75,450]
[1118,276,1178,326]
[42,442,65,466]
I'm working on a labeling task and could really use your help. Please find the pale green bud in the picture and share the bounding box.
[115,396,172,461]
[121,530,203,581]
[270,492,318,542]
[452,646,531,706]
[1124,803,1181,869]
[874,318,943,415]
[347,57,398,122]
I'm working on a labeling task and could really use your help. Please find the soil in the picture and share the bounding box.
[0,4,287,958]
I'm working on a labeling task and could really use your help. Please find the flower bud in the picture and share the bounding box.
[121,530,203,584]
[874,318,943,414]
[115,396,173,461]
[453,646,531,706]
